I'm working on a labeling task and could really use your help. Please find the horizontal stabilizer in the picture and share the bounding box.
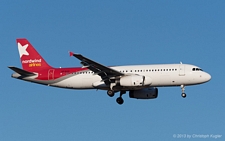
[8,66,36,76]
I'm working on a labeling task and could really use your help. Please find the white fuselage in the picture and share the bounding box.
[45,64,211,89]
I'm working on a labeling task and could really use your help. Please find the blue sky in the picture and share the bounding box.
[1,0,224,141]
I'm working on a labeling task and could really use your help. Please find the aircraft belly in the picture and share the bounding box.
[160,75,171,86]
[149,74,182,86]
[52,75,100,89]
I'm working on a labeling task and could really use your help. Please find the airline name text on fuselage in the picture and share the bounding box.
[22,59,42,64]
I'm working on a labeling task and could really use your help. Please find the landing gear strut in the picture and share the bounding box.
[116,91,126,105]
[181,85,186,98]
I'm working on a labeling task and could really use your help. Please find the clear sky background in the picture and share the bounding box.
[1,0,224,141]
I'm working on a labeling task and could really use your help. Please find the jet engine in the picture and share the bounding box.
[119,75,152,87]
[129,87,158,99]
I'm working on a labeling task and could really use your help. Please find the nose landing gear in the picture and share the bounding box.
[182,93,186,98]
[181,85,186,98]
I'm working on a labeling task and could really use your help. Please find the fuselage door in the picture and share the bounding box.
[48,69,55,80]
[179,65,185,76]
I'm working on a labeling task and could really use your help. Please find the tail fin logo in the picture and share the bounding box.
[16,38,53,71]
[18,42,29,58]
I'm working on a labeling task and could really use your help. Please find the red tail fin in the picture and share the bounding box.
[17,38,52,72]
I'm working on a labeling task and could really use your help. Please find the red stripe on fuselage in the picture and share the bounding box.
[36,67,88,80]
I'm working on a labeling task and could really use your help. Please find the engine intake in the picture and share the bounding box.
[129,87,158,99]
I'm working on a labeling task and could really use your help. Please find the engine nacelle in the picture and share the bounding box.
[129,87,158,99]
[120,75,152,87]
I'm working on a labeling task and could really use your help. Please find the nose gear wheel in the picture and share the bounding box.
[181,85,186,98]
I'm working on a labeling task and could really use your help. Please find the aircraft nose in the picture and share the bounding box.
[205,72,211,82]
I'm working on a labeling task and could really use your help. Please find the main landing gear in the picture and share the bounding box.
[116,91,126,105]
[181,85,186,98]
[107,90,126,105]
[107,90,115,97]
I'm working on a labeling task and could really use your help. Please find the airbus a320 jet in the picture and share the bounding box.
[9,39,211,105]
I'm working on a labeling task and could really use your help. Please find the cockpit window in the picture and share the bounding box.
[192,68,203,71]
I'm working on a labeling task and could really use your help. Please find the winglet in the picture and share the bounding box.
[69,51,74,57]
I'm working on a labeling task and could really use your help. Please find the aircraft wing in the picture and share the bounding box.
[70,52,124,84]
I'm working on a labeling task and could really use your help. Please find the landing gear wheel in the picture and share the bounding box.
[107,90,114,97]
[180,85,186,98]
[182,93,186,98]
[116,97,124,105]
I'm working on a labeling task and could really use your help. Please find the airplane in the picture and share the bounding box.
[8,39,211,105]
